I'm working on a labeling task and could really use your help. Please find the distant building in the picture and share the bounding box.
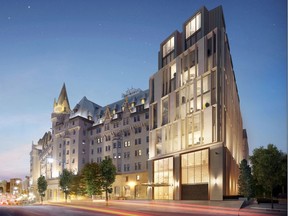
[147,6,248,200]
[9,178,22,196]
[0,180,7,194]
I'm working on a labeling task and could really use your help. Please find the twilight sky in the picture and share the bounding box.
[0,0,286,181]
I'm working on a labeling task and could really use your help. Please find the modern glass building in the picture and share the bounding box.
[147,6,248,200]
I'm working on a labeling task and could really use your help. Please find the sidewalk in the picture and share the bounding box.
[242,200,287,213]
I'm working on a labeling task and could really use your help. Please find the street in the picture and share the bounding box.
[0,200,287,216]
[0,205,117,216]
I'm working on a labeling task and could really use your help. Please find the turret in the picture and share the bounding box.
[53,83,71,114]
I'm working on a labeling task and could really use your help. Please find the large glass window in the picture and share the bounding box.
[193,114,201,144]
[188,84,194,113]
[170,63,176,79]
[163,37,175,57]
[154,157,173,200]
[185,13,201,39]
[156,129,162,155]
[203,75,210,93]
[188,116,193,146]
[152,103,158,129]
[181,149,209,184]
[162,98,169,125]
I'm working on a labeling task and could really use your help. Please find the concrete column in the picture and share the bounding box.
[174,155,180,200]
[147,160,153,200]
[209,144,223,200]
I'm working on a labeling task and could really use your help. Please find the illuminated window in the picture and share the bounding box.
[197,96,201,111]
[162,37,175,57]
[152,103,158,129]
[181,149,209,184]
[193,114,201,144]
[170,63,176,79]
[203,93,211,108]
[162,97,169,125]
[188,117,193,146]
[186,13,201,39]
[188,84,194,113]
[203,75,210,93]
[153,157,173,200]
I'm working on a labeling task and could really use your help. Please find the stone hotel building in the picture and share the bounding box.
[30,86,150,200]
[30,5,248,201]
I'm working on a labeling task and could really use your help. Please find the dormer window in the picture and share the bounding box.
[141,98,145,104]
[186,13,201,39]
[131,102,135,107]
[162,36,174,58]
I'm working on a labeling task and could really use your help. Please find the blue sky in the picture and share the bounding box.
[0,0,286,180]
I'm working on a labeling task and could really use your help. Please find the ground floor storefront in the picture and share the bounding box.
[147,143,239,201]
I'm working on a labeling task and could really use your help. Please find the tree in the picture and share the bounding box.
[100,158,116,206]
[59,169,74,202]
[250,144,285,209]
[70,173,86,198]
[37,175,47,204]
[238,159,254,199]
[82,162,102,197]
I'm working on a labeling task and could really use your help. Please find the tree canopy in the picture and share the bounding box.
[82,162,102,196]
[70,173,86,197]
[37,175,47,203]
[238,159,254,199]
[250,144,286,208]
[59,169,74,202]
[100,158,116,205]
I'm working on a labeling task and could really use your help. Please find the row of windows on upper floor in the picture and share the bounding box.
[90,125,149,143]
[53,107,149,132]
[156,32,217,98]
[56,128,149,150]
[49,156,147,173]
[123,162,145,172]
[91,136,149,148]
[151,72,216,128]
[58,146,148,158]
[55,124,149,148]
[102,113,149,131]
[58,136,149,154]
[162,13,201,59]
